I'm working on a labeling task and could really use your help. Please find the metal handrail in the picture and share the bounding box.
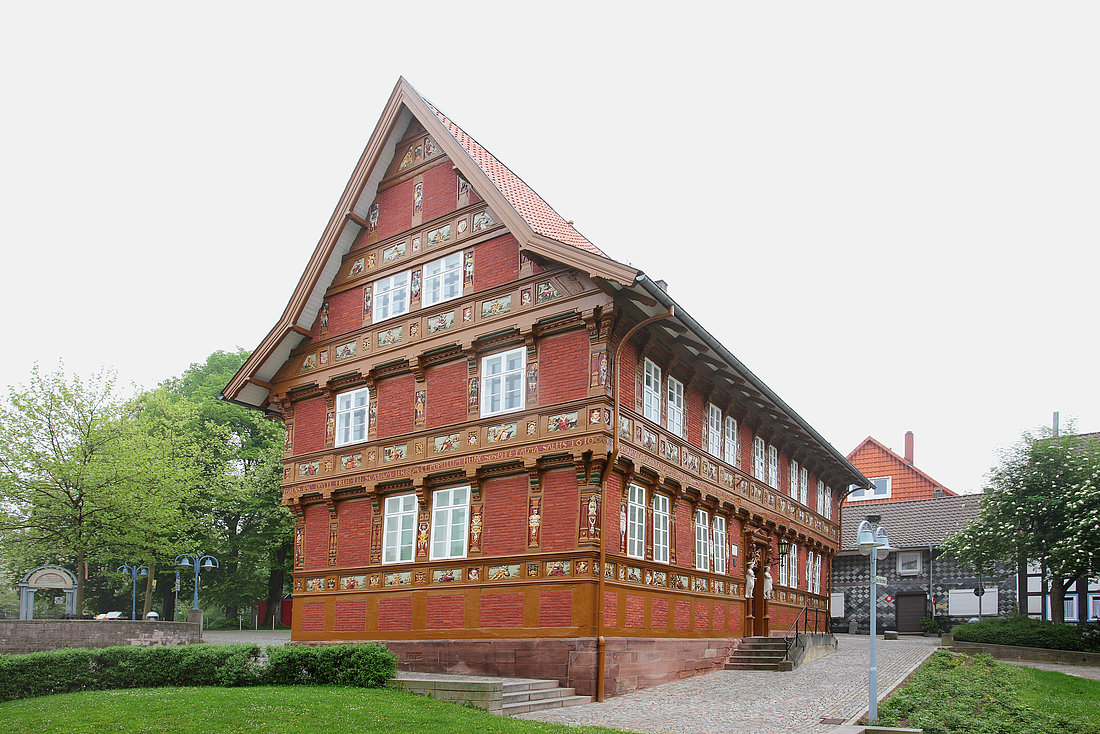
[783,605,824,661]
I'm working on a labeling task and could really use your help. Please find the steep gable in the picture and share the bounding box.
[845,436,957,504]
[224,77,637,411]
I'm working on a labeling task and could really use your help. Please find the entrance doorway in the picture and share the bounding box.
[895,592,927,633]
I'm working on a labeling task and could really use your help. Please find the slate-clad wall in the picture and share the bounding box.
[833,552,1016,633]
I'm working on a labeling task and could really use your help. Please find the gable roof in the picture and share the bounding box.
[846,435,958,501]
[222,77,637,411]
[840,493,983,551]
[219,78,870,492]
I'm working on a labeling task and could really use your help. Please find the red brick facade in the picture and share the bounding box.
[225,80,860,698]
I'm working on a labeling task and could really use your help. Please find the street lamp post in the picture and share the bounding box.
[858,520,893,724]
[117,564,148,621]
[174,553,219,611]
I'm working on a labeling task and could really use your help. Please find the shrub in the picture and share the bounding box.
[952,615,1100,652]
[0,642,395,702]
[264,643,396,688]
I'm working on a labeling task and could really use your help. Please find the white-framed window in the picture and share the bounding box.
[1088,593,1100,621]
[724,416,738,466]
[667,377,684,437]
[372,270,411,321]
[753,437,766,480]
[830,592,845,618]
[806,550,814,590]
[481,347,525,417]
[335,386,370,447]
[948,588,998,616]
[382,493,418,564]
[694,509,710,571]
[707,404,722,457]
[789,459,799,499]
[1062,595,1079,622]
[643,359,662,423]
[626,484,646,559]
[422,252,463,307]
[813,554,822,594]
[652,493,670,564]
[712,516,727,575]
[429,486,469,560]
[897,550,922,576]
[823,485,832,519]
[849,477,892,501]
[790,545,799,588]
[767,445,779,489]
[799,468,808,506]
[779,545,789,586]
[816,480,825,515]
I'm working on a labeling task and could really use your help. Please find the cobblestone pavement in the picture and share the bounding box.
[519,635,940,734]
[200,629,292,647]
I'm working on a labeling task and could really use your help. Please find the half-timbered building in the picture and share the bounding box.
[223,78,868,698]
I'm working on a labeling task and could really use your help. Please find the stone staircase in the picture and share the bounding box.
[725,636,789,671]
[501,678,591,716]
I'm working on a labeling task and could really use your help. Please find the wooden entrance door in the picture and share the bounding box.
[895,592,927,633]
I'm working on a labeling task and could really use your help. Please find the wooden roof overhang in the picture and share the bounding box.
[223,77,637,414]
[608,273,870,492]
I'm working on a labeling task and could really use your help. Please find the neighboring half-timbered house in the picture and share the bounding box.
[223,78,868,698]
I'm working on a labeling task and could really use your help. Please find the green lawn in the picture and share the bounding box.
[0,686,628,734]
[874,651,1100,734]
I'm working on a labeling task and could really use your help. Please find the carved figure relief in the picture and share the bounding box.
[413,182,423,214]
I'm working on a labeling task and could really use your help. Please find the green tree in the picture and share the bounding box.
[0,365,200,614]
[161,350,292,625]
[944,426,1100,623]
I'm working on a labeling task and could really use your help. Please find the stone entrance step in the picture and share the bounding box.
[501,678,591,715]
[725,636,789,672]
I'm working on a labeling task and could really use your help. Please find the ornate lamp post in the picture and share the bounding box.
[858,519,893,723]
[174,554,219,612]
[117,564,148,621]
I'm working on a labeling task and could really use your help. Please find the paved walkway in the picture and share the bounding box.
[519,635,940,734]
[1005,659,1100,681]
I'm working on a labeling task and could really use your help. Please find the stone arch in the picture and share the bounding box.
[18,565,77,619]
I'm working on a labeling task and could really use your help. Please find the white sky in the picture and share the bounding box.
[2,2,1097,495]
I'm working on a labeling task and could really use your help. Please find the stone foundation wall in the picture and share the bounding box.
[0,620,201,654]
[297,636,737,697]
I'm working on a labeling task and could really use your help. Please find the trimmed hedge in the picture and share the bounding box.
[0,642,396,702]
[952,615,1100,653]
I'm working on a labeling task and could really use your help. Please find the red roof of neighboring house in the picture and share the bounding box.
[422,96,608,259]
[844,435,958,505]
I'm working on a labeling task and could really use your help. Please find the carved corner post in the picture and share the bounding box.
[414,477,430,561]
[466,468,483,556]
[368,492,383,566]
[576,454,603,549]
[290,502,305,576]
[526,460,542,550]
[324,495,339,567]
[466,354,480,418]
[323,389,336,449]
[413,357,427,430]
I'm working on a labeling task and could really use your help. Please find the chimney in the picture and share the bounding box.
[904,431,914,464]
[654,279,668,293]
[933,487,944,498]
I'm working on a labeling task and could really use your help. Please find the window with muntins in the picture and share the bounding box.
[779,546,788,586]
[823,485,832,519]
[707,404,722,457]
[335,387,370,447]
[816,480,825,515]
[694,509,710,571]
[481,347,525,417]
[789,459,799,499]
[373,270,410,321]
[789,545,798,588]
[712,516,727,575]
[753,437,766,479]
[667,377,684,437]
[813,554,822,594]
[652,493,670,563]
[430,486,469,560]
[767,445,779,489]
[849,477,892,501]
[626,484,646,559]
[724,416,738,465]
[806,550,814,590]
[422,252,463,307]
[643,359,662,423]
[799,468,808,505]
[382,493,417,564]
